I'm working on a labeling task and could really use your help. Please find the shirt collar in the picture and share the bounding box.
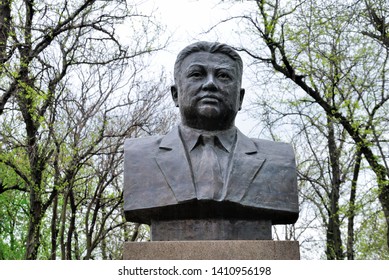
[179,125,237,153]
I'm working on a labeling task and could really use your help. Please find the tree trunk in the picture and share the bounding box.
[59,191,69,260]
[347,151,362,260]
[50,196,58,260]
[326,117,344,260]
[66,189,76,260]
[25,187,43,260]
[23,105,43,260]
[0,0,11,29]
[101,206,108,260]
[379,183,389,249]
[0,0,11,62]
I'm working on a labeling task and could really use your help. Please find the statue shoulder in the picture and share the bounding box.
[124,135,163,152]
[251,138,295,158]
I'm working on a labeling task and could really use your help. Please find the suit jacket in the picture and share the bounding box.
[124,126,299,225]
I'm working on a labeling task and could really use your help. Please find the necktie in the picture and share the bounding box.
[195,135,223,200]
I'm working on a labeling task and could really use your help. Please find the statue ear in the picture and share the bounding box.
[171,85,179,107]
[238,88,245,110]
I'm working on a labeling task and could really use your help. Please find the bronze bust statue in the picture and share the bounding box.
[124,41,298,240]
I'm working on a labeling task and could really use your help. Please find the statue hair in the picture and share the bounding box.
[173,41,243,84]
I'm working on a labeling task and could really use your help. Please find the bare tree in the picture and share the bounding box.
[0,0,171,259]
[216,0,389,258]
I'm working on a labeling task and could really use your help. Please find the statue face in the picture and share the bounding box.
[171,51,245,131]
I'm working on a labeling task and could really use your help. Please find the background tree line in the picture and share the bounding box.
[1,0,389,259]
[0,0,174,260]
[219,0,389,259]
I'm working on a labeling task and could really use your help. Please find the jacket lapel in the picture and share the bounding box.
[223,130,266,202]
[155,127,196,203]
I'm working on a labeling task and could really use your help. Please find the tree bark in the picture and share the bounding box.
[66,189,76,260]
[347,151,362,260]
[50,196,58,260]
[326,116,344,260]
[25,187,43,259]
[0,0,11,63]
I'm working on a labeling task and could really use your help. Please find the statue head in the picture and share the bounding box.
[171,41,245,131]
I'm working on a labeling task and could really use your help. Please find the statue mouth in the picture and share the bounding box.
[198,94,221,103]
[200,97,219,103]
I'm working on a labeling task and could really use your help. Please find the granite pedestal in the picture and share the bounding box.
[123,240,300,260]
[151,219,272,241]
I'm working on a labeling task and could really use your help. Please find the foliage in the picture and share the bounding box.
[0,190,28,259]
[0,0,174,259]
[219,0,389,259]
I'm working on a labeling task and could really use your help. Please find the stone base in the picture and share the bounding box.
[123,240,300,260]
[151,219,271,241]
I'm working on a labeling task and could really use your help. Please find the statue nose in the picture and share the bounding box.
[202,75,217,91]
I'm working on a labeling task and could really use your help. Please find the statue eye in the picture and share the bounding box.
[188,71,203,79]
[218,72,231,80]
